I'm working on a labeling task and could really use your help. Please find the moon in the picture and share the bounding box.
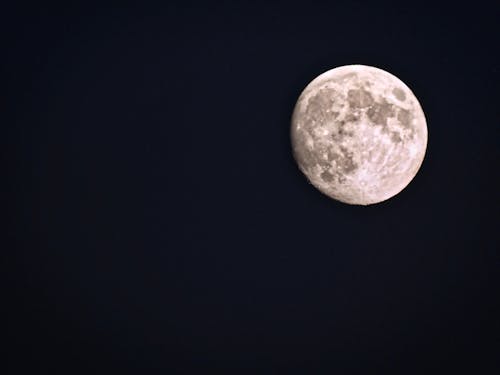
[290,64,428,205]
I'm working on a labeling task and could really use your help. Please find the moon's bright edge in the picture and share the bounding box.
[291,65,428,205]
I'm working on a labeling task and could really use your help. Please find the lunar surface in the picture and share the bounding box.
[291,65,427,205]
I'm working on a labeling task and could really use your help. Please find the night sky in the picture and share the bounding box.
[4,1,499,373]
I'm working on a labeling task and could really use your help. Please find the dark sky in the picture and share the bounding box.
[4,1,499,373]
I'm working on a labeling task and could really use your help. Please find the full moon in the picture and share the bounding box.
[291,65,428,205]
